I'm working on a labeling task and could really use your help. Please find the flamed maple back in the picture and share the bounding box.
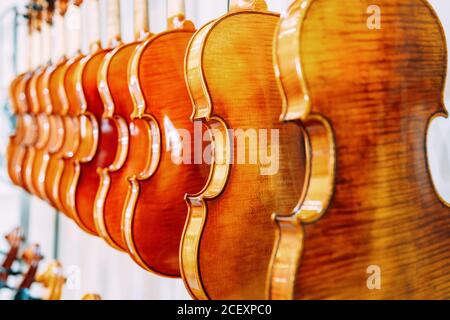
[269,0,450,299]
[181,5,307,299]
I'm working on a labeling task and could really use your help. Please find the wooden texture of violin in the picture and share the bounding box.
[42,0,69,210]
[17,70,38,195]
[93,40,146,250]
[119,10,211,276]
[93,0,151,249]
[90,0,152,249]
[18,1,42,196]
[58,51,84,216]
[7,3,36,190]
[268,0,450,300]
[67,0,121,234]
[48,0,84,216]
[7,74,28,188]
[30,0,55,199]
[180,0,306,298]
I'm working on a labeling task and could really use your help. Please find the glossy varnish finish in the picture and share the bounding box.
[180,5,306,299]
[93,41,149,250]
[121,25,211,277]
[268,0,450,299]
[93,0,152,251]
[66,0,122,234]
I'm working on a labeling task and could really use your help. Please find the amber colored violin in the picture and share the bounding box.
[21,0,46,197]
[116,0,210,277]
[65,0,125,234]
[58,0,86,218]
[42,0,76,211]
[6,7,31,188]
[29,0,57,199]
[93,0,153,250]
[265,0,450,300]
[7,1,39,191]
[180,0,306,298]
[37,0,83,212]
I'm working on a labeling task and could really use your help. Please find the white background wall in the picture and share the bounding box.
[0,0,449,300]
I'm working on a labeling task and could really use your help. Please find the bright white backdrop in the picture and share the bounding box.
[0,0,449,300]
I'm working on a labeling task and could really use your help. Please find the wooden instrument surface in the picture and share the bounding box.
[268,0,450,299]
[42,0,70,210]
[180,3,306,299]
[121,27,212,277]
[93,0,152,252]
[30,0,56,200]
[68,0,122,234]
[93,41,146,250]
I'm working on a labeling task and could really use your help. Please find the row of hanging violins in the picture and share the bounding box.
[5,0,450,299]
[0,228,100,300]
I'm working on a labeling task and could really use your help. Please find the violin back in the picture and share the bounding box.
[269,0,450,299]
[181,9,306,299]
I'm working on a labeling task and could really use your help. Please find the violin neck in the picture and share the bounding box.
[134,0,149,41]
[106,0,121,48]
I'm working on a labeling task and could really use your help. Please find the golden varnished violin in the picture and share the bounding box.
[180,0,306,299]
[268,0,450,299]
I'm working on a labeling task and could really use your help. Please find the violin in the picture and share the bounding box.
[29,0,56,199]
[21,0,45,196]
[7,1,40,192]
[6,5,31,188]
[14,244,43,300]
[180,0,306,299]
[0,228,24,289]
[118,0,210,277]
[65,0,124,234]
[42,0,72,210]
[45,0,85,214]
[58,0,86,218]
[268,0,450,299]
[93,0,152,250]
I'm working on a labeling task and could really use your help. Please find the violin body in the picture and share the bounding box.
[180,9,306,299]
[7,74,29,187]
[65,48,122,235]
[30,65,52,199]
[42,59,68,210]
[58,53,85,216]
[93,40,148,250]
[120,27,210,277]
[16,72,38,194]
[268,0,450,299]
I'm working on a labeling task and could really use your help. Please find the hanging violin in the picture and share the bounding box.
[180,0,306,299]
[117,0,210,277]
[268,0,450,299]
